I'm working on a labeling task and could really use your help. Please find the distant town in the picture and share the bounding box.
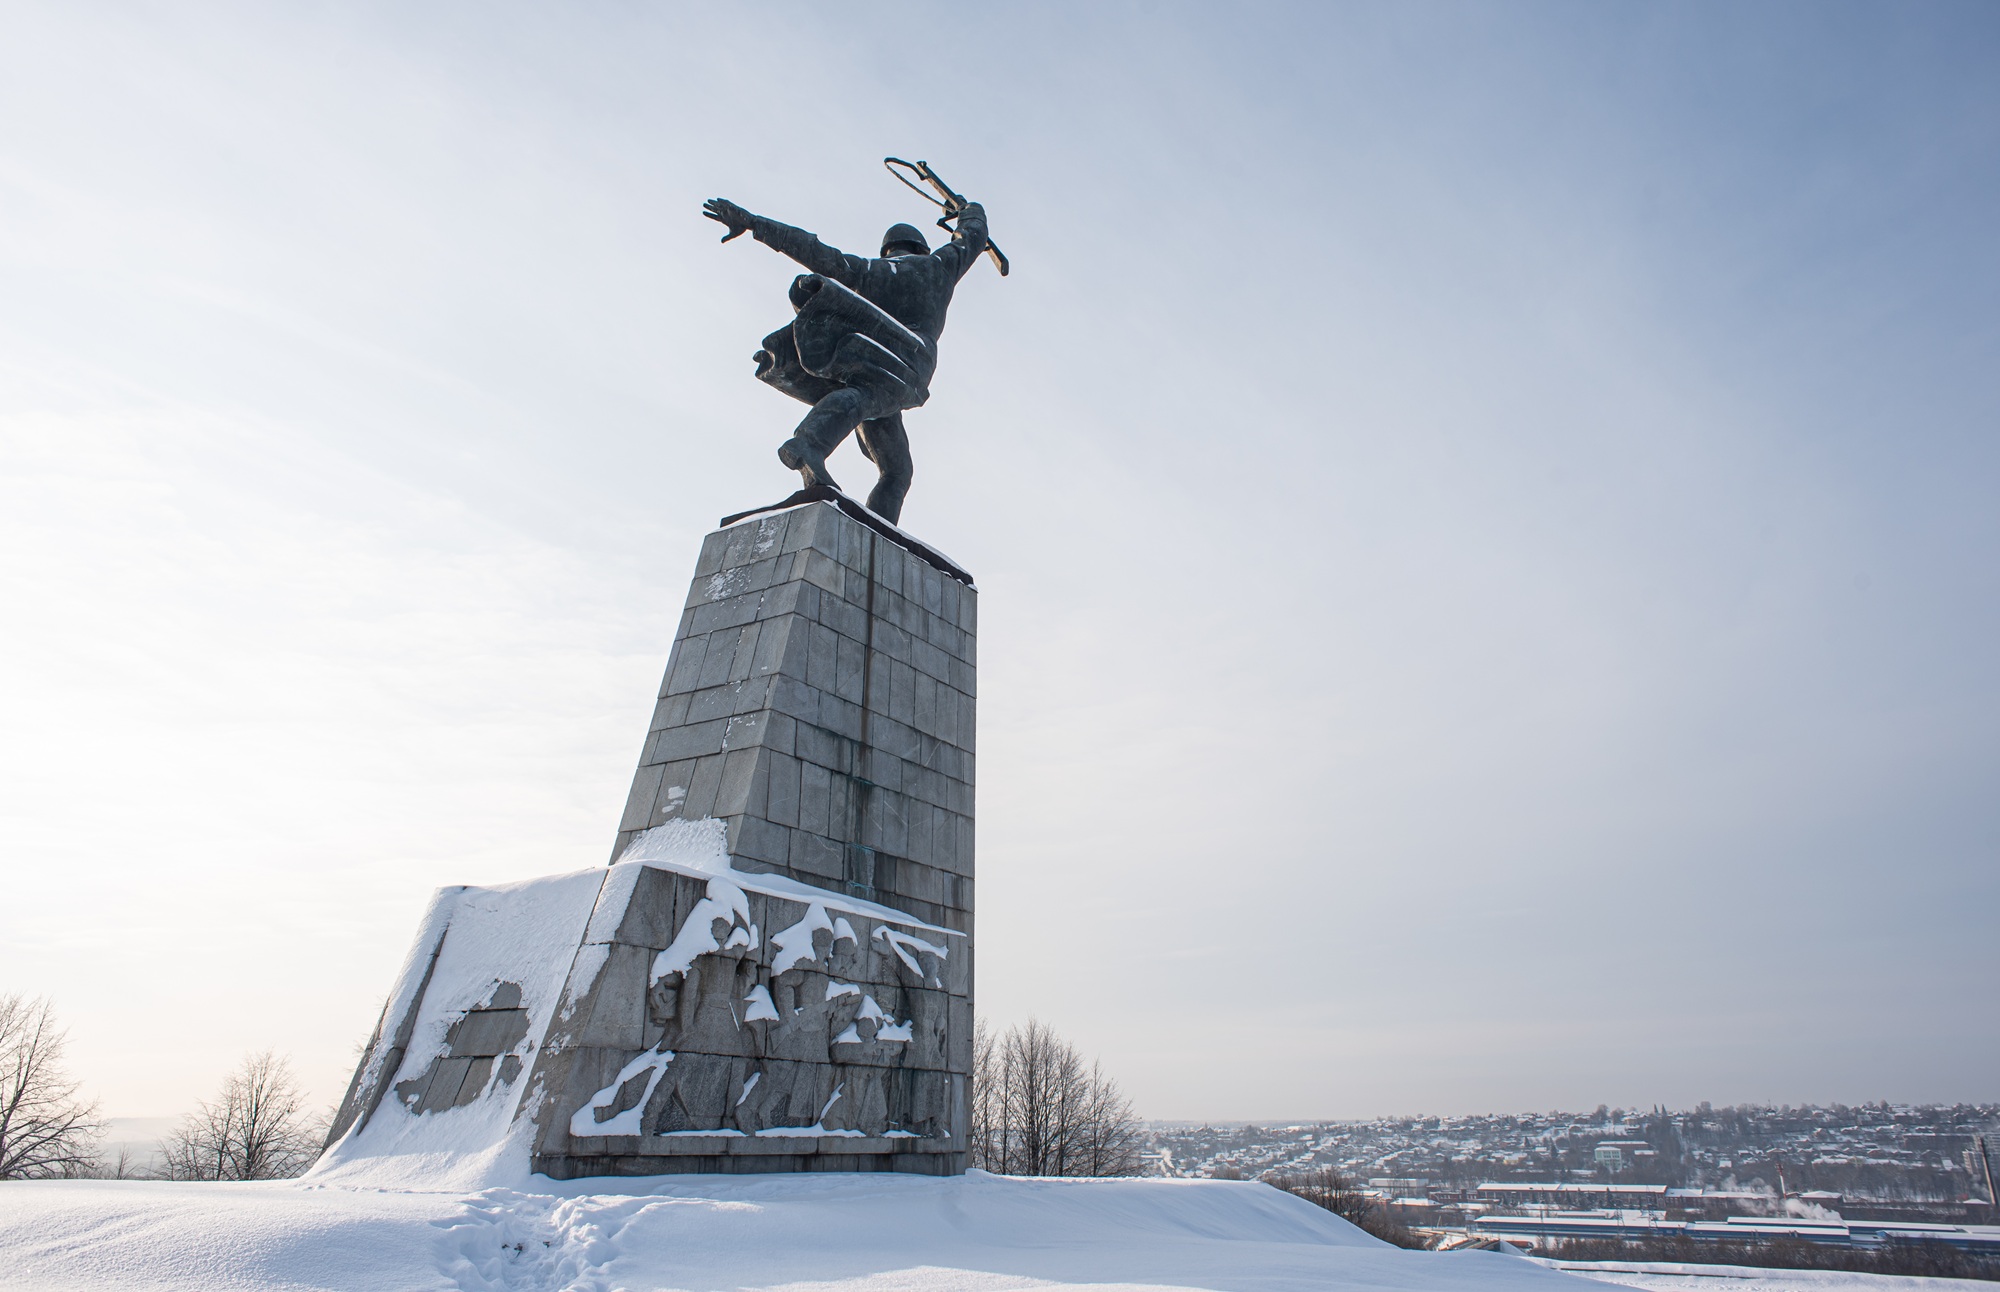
[1147,1103,2000,1259]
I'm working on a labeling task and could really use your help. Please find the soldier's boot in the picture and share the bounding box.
[781,387,871,491]
[777,436,840,491]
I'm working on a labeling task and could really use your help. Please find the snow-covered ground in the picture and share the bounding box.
[1,1170,1584,1292]
[1542,1259,1994,1292]
[4,1172,1984,1292]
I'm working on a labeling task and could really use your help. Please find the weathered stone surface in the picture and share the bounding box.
[327,498,975,1179]
[524,852,967,1175]
[450,1008,529,1058]
[613,502,976,938]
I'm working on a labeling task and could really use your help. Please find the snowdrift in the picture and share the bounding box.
[0,1170,1591,1292]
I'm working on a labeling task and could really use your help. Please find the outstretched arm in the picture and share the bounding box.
[702,198,866,287]
[935,201,989,282]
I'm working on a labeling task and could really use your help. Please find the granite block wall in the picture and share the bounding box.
[613,501,977,934]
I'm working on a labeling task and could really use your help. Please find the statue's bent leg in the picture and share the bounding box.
[778,388,862,490]
[855,415,912,524]
[780,382,901,495]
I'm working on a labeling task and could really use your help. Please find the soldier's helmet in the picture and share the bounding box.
[881,223,930,256]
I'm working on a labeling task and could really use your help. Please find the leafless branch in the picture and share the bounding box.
[971,1018,1144,1177]
[158,1050,325,1181]
[0,993,105,1180]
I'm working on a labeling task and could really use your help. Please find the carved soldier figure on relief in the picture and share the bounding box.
[701,176,993,525]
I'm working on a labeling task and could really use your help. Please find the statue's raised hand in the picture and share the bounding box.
[702,198,753,242]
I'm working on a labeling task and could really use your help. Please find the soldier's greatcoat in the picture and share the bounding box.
[749,204,989,417]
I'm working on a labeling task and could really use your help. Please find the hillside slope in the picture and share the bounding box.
[0,1170,1584,1291]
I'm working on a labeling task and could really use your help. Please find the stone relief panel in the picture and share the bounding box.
[555,864,967,1151]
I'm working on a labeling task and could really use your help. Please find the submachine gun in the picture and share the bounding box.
[884,157,1010,277]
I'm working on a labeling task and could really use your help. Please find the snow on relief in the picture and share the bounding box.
[562,839,960,1146]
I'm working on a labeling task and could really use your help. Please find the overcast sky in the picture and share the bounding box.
[2,1,1995,1124]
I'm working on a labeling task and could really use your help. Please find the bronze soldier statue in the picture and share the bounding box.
[702,194,990,524]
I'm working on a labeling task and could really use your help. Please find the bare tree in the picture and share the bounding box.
[0,994,105,1180]
[970,1018,998,1169]
[1269,1165,1430,1249]
[1269,1165,1373,1219]
[158,1051,325,1181]
[105,1143,146,1179]
[971,1018,1145,1177]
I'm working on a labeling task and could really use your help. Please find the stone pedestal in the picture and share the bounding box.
[323,497,976,1179]
[615,497,977,933]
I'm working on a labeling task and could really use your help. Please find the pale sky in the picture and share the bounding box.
[2,1,1995,1124]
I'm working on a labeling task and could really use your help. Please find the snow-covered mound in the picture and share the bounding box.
[0,1170,1590,1291]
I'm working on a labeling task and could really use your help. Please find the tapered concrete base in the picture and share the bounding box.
[324,497,976,1178]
